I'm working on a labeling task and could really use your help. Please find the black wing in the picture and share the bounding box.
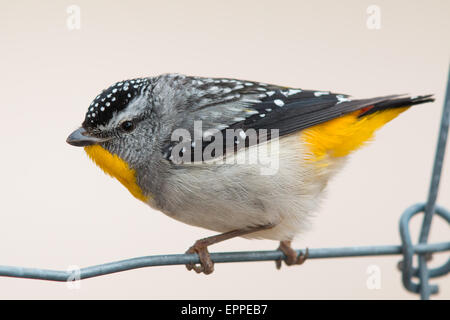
[163,76,433,163]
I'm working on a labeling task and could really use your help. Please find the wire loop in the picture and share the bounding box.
[399,203,450,295]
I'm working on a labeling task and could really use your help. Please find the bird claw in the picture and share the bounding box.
[275,241,309,269]
[185,244,215,275]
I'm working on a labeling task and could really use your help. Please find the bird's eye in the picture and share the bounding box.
[120,120,135,132]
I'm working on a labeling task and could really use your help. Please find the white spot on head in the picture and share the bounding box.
[266,91,275,96]
[112,89,118,93]
[259,113,266,117]
[245,82,253,86]
[105,102,110,106]
[112,97,116,101]
[314,91,330,97]
[265,108,272,112]
[274,99,285,107]
[257,87,267,92]
[100,107,105,111]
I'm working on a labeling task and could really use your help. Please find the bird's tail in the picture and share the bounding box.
[357,94,435,118]
[302,94,434,161]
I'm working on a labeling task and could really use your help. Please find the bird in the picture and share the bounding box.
[67,73,434,274]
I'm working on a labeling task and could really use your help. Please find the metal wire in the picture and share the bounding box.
[0,240,449,282]
[0,69,449,299]
[413,67,450,299]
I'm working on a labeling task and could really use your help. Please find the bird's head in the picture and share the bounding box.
[66,78,162,202]
[67,78,160,162]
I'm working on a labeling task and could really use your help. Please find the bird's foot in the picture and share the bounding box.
[275,240,308,270]
[185,240,214,275]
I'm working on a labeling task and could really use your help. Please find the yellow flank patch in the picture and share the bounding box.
[301,107,409,162]
[84,145,148,202]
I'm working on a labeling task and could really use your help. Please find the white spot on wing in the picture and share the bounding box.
[274,99,285,107]
[288,89,302,96]
[336,95,351,104]
[245,109,259,115]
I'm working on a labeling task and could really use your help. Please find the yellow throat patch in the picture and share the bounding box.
[84,145,148,202]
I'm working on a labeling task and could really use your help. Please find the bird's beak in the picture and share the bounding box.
[66,127,111,147]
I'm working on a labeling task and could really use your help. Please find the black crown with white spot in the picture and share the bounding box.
[82,78,150,129]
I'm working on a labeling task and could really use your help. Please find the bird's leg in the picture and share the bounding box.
[185,223,276,275]
[275,240,309,270]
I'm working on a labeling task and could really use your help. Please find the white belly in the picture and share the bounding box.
[155,133,345,241]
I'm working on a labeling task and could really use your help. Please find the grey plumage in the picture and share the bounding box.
[71,73,434,245]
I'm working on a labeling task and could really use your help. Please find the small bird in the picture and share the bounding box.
[67,73,434,274]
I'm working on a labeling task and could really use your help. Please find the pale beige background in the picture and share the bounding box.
[0,0,448,299]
